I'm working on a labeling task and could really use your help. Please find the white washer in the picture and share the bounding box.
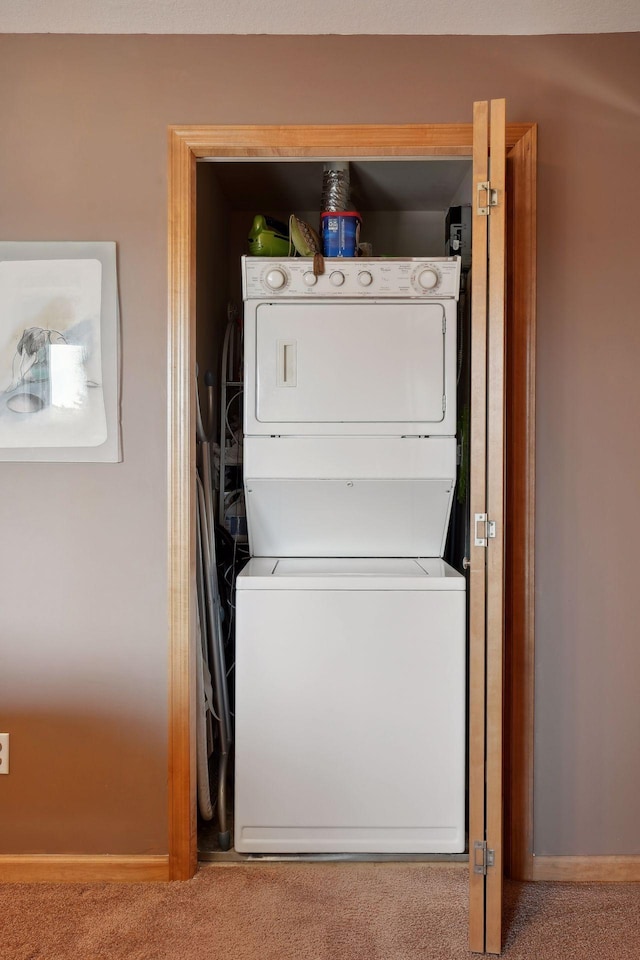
[234,557,466,854]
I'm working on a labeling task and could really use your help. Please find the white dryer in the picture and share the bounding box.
[242,256,460,439]
[242,256,461,559]
[235,257,465,854]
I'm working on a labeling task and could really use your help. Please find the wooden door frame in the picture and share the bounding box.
[167,122,537,882]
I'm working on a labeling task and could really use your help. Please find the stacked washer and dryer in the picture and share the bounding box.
[234,255,466,855]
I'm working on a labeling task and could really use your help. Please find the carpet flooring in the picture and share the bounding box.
[2,862,638,959]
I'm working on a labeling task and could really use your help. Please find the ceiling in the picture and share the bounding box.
[2,0,640,35]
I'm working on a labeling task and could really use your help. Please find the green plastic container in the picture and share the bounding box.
[248,215,290,257]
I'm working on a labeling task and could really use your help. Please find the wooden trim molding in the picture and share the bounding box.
[504,124,537,883]
[168,128,198,881]
[0,855,170,883]
[532,856,640,882]
[167,121,537,884]
[168,123,532,159]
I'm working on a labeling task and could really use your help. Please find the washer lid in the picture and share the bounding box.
[236,557,466,591]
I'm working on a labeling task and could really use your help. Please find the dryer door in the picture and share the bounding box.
[248,300,454,435]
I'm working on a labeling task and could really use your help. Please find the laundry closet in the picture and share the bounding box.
[194,156,474,861]
[169,108,536,953]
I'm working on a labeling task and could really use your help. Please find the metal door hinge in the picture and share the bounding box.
[477,181,499,216]
[474,513,496,547]
[473,840,495,875]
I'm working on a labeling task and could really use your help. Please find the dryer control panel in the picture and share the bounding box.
[242,256,461,300]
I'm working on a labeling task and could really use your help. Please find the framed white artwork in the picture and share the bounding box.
[0,242,121,461]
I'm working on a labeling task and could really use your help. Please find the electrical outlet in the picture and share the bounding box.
[0,734,9,774]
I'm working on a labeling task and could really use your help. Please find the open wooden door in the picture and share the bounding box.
[468,98,507,954]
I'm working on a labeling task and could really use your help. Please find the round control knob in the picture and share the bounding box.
[358,271,373,287]
[303,271,317,287]
[417,268,439,290]
[330,271,345,287]
[265,268,287,290]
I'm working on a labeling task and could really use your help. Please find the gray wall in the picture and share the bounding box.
[1,33,639,857]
